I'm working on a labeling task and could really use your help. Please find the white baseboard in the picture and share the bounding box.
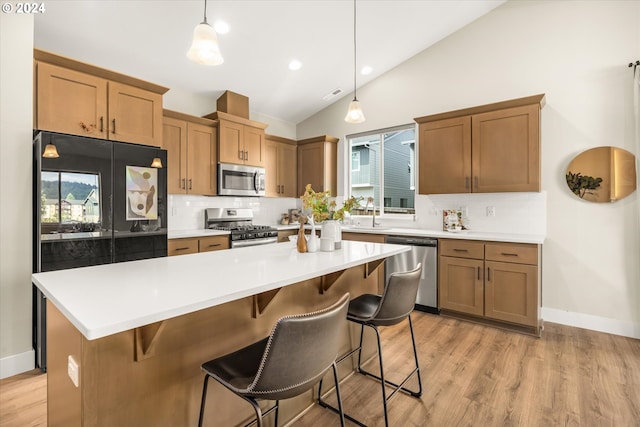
[0,350,35,380]
[542,307,640,339]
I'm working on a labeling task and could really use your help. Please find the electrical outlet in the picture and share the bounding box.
[486,206,496,217]
[171,207,178,216]
[68,355,79,387]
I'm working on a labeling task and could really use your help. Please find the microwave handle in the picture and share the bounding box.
[254,171,259,193]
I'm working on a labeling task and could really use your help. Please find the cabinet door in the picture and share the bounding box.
[418,116,471,194]
[168,238,198,256]
[298,142,325,195]
[484,260,538,326]
[243,126,265,167]
[472,104,540,192]
[108,82,163,146]
[218,120,244,164]
[162,117,187,194]
[36,62,108,139]
[199,235,230,252]
[186,123,217,196]
[439,256,484,316]
[265,139,279,197]
[279,143,297,197]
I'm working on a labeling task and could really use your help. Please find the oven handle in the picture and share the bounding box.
[254,171,259,194]
[232,237,278,248]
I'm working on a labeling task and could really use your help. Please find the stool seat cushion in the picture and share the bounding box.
[347,293,381,321]
[202,337,269,393]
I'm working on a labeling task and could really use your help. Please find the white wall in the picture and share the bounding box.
[298,0,640,337]
[0,13,35,378]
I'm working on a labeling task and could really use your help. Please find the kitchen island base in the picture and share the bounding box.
[46,264,382,427]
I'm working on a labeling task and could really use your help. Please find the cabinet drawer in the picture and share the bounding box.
[439,239,484,259]
[168,238,199,256]
[485,242,538,265]
[199,235,230,252]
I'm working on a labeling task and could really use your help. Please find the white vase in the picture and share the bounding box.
[321,220,342,249]
[307,234,319,252]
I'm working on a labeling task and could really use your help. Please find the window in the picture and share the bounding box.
[348,124,416,216]
[41,171,101,230]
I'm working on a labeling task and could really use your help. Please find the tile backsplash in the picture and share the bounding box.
[168,191,547,236]
[168,195,299,230]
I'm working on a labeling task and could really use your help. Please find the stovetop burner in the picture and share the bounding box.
[204,208,279,246]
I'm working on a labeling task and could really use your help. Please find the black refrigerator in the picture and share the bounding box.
[32,130,168,370]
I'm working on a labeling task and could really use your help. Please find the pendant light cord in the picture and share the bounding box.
[353,0,357,101]
[202,0,208,24]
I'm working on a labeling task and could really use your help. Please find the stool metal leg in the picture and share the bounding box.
[198,375,210,427]
[331,362,346,427]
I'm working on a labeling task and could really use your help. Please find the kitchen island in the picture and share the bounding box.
[32,240,409,427]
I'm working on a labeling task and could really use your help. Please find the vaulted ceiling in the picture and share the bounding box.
[35,0,505,124]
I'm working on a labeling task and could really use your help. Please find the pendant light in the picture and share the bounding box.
[345,0,365,123]
[186,0,224,66]
[42,142,59,158]
[150,157,163,168]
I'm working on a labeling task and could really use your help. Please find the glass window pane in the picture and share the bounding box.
[348,126,415,216]
[382,128,415,214]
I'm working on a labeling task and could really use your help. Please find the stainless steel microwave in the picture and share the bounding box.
[218,163,266,196]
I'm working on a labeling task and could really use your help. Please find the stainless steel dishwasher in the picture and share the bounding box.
[385,235,438,314]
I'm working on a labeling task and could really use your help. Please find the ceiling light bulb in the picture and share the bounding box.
[187,22,224,66]
[288,59,302,71]
[345,99,365,123]
[361,65,373,75]
[213,20,229,34]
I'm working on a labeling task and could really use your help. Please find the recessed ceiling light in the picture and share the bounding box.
[214,20,229,34]
[288,59,302,71]
[361,65,373,75]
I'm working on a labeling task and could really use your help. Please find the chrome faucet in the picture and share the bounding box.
[366,197,380,227]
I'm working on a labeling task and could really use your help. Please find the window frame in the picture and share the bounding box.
[345,123,417,220]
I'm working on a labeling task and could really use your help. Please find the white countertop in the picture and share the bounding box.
[32,241,409,341]
[275,224,544,244]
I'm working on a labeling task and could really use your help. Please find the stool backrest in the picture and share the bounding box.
[373,263,422,326]
[246,293,350,400]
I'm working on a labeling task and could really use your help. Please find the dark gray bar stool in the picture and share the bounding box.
[318,264,423,426]
[198,293,350,427]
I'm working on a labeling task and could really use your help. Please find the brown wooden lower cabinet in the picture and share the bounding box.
[439,238,541,335]
[168,235,229,256]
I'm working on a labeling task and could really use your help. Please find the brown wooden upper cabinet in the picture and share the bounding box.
[34,49,167,147]
[162,110,217,196]
[204,111,267,168]
[414,94,545,194]
[297,135,339,197]
[265,135,297,198]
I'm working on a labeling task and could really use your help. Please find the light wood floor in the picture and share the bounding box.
[1,312,639,427]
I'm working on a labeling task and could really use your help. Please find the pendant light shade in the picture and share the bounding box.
[345,0,365,123]
[150,157,163,168]
[187,0,224,66]
[43,143,59,158]
[345,99,365,123]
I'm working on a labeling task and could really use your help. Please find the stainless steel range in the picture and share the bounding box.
[204,208,278,248]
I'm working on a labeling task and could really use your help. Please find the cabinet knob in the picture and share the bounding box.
[188,179,192,190]
[100,117,104,133]
[182,178,186,189]
[112,118,116,134]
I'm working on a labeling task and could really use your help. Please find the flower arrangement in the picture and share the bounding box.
[300,184,363,223]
